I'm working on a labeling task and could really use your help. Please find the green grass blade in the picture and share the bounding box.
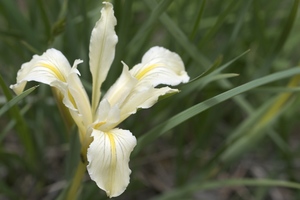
[0,86,37,117]
[221,99,292,163]
[133,67,300,155]
[144,0,211,68]
[187,49,249,84]
[153,178,300,200]
[271,0,299,58]
[0,0,38,48]
[255,0,299,76]
[0,104,31,143]
[251,0,267,52]
[198,0,238,48]
[224,0,253,54]
[112,0,133,72]
[36,0,51,40]
[221,74,300,162]
[189,0,206,40]
[129,0,174,50]
[0,75,39,167]
[0,181,19,199]
[65,129,81,180]
[56,128,81,200]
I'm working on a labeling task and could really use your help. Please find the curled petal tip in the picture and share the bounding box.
[130,46,190,87]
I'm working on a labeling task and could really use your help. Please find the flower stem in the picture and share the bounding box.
[64,130,92,200]
[65,157,87,200]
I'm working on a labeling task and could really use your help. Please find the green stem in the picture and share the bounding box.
[65,158,87,200]
[64,129,92,199]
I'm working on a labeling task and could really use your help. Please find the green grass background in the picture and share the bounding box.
[1,0,300,199]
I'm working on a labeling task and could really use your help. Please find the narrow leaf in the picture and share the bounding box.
[133,67,300,155]
[0,86,37,117]
[153,178,300,200]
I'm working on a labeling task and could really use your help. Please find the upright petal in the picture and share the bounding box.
[89,2,118,113]
[87,128,137,198]
[93,62,138,129]
[102,63,138,108]
[10,48,71,95]
[65,60,93,133]
[130,46,190,86]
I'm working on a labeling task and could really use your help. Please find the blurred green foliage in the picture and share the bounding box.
[1,0,300,199]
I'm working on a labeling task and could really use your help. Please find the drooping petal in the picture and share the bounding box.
[109,46,189,122]
[119,84,178,121]
[87,128,137,198]
[130,46,190,86]
[10,49,93,137]
[10,48,71,95]
[89,2,118,113]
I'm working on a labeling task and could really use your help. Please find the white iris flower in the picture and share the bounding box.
[10,2,189,198]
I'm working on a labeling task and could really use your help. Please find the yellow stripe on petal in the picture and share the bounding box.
[130,46,189,85]
[10,49,74,95]
[67,90,78,109]
[107,132,116,158]
[39,63,66,82]
[93,121,106,129]
[87,128,137,198]
[135,64,160,80]
[107,132,116,197]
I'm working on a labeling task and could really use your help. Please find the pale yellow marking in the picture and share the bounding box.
[68,90,77,109]
[39,63,78,109]
[106,132,117,196]
[39,63,66,82]
[93,121,106,129]
[135,64,160,80]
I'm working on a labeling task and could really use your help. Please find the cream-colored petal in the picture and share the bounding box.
[93,98,120,131]
[102,63,138,108]
[10,48,71,95]
[111,47,189,122]
[130,46,189,87]
[89,2,118,113]
[65,60,93,131]
[120,84,178,121]
[10,49,93,138]
[87,128,137,198]
[94,63,137,129]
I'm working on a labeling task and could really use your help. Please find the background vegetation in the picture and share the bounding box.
[1,0,300,199]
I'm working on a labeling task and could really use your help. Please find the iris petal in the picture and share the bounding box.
[10,48,71,95]
[10,49,92,136]
[130,46,190,86]
[89,2,118,112]
[104,46,190,123]
[87,128,136,198]
[66,60,93,133]
[102,63,138,109]
[120,85,178,121]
